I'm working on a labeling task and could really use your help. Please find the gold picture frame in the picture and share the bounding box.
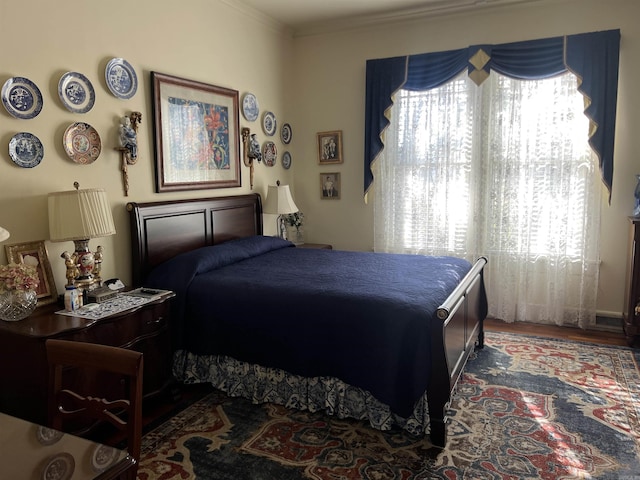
[317,130,343,164]
[320,172,341,199]
[5,240,57,306]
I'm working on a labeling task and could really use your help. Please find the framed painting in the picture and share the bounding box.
[317,130,343,164]
[151,72,241,192]
[320,172,341,199]
[5,240,57,306]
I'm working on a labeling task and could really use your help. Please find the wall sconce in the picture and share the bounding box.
[48,182,116,289]
[242,127,262,190]
[0,226,9,243]
[115,111,142,196]
[263,180,298,240]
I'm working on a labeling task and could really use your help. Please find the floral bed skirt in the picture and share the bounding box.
[173,350,431,436]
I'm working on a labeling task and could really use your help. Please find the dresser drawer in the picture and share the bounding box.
[64,301,170,348]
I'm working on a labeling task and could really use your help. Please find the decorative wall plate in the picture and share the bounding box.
[36,426,63,446]
[91,444,120,472]
[262,141,277,166]
[242,92,259,122]
[105,57,138,99]
[262,111,276,136]
[1,76,43,119]
[9,132,44,168]
[41,453,74,480]
[282,151,292,169]
[281,123,292,144]
[58,72,95,113]
[63,122,102,164]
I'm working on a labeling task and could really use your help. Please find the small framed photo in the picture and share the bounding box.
[317,130,343,164]
[151,71,241,192]
[5,240,57,306]
[320,172,341,199]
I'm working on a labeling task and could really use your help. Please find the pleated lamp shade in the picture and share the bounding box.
[48,188,116,242]
[263,183,298,215]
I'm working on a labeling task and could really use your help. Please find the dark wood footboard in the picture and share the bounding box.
[428,257,488,447]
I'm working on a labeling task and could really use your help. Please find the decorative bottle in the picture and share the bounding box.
[64,285,82,312]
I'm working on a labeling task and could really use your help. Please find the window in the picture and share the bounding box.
[373,71,601,327]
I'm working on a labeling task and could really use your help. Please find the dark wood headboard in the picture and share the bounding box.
[126,193,263,286]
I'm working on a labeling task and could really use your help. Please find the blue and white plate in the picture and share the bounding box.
[242,92,259,122]
[9,132,44,168]
[58,72,95,113]
[262,111,276,136]
[281,123,292,144]
[105,58,138,99]
[1,77,43,119]
[282,151,292,169]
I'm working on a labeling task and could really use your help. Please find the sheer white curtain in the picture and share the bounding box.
[373,71,601,328]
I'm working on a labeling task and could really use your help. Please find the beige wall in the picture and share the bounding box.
[1,0,636,319]
[290,0,639,318]
[0,0,293,289]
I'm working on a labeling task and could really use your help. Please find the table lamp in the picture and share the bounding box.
[48,183,116,289]
[263,181,298,240]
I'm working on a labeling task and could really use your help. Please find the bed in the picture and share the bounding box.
[127,193,487,447]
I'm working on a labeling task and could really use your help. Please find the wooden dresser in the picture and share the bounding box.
[623,217,640,347]
[0,293,174,425]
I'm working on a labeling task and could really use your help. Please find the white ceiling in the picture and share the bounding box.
[232,0,546,34]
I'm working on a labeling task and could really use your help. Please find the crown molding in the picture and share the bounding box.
[292,0,548,37]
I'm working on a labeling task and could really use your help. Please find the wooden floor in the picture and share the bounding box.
[484,317,629,346]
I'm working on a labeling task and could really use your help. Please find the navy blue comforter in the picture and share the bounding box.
[146,235,473,417]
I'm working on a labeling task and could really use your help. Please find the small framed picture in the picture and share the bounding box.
[5,240,57,306]
[317,130,343,164]
[320,172,341,199]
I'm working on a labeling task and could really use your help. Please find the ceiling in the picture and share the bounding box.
[232,0,546,35]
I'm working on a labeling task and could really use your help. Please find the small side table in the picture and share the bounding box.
[297,243,333,250]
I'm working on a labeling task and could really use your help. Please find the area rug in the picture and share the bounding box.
[138,332,640,479]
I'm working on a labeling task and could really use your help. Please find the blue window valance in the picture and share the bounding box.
[364,29,621,200]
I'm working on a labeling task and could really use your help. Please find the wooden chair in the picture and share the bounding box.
[45,339,143,478]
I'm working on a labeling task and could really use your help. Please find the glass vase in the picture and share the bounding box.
[0,289,37,322]
[287,226,304,245]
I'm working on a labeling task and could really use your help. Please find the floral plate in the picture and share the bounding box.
[1,76,43,119]
[262,141,277,166]
[63,122,101,164]
[105,57,138,99]
[58,72,95,113]
[9,132,44,168]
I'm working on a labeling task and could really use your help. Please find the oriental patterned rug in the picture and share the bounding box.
[138,332,640,479]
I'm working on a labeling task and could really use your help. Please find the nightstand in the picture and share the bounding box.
[297,243,333,250]
[0,292,175,425]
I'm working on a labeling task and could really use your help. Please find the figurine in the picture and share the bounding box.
[119,115,138,160]
[249,134,262,162]
[61,251,78,286]
[93,245,104,280]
